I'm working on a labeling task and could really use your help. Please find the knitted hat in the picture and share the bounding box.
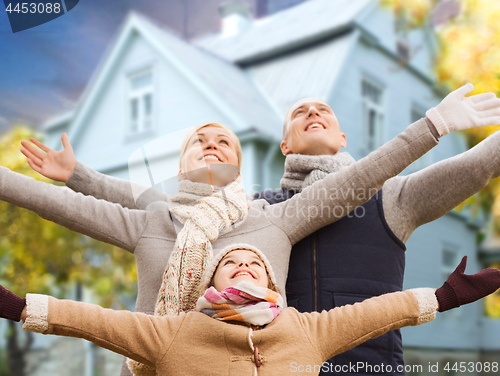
[198,243,278,294]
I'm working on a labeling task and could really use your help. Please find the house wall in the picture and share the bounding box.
[404,214,482,350]
[329,36,444,161]
[358,3,437,82]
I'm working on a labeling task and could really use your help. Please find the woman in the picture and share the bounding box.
[1,244,499,375]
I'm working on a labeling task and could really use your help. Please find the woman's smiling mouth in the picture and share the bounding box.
[199,154,221,161]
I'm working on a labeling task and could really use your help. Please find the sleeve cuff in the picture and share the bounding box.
[22,294,50,334]
[426,108,450,137]
[409,288,438,324]
[66,162,93,192]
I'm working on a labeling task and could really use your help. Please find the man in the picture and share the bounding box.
[254,88,500,375]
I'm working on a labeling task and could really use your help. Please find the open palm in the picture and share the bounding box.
[20,133,77,182]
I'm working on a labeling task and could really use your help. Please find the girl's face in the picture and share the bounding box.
[212,250,269,292]
[180,126,239,182]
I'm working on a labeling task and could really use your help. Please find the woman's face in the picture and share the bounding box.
[180,126,239,184]
[213,249,269,292]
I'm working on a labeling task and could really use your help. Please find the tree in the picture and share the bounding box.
[0,126,137,375]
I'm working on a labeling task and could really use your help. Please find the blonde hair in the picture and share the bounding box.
[179,122,242,171]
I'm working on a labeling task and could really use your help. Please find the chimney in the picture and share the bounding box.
[219,1,252,37]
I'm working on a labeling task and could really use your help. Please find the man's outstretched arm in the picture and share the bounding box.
[383,129,500,243]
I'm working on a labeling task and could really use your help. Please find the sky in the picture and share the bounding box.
[0,0,246,135]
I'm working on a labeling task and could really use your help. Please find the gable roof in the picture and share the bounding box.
[194,0,373,63]
[62,11,283,146]
[136,13,283,137]
[248,30,357,115]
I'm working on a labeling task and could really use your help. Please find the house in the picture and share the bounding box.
[34,0,499,373]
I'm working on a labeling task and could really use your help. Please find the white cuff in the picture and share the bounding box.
[22,294,49,333]
[409,288,438,325]
[426,108,450,137]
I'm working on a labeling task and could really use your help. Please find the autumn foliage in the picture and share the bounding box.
[382,0,500,230]
[382,0,500,318]
[0,127,137,305]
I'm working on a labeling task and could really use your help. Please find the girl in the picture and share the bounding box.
[1,244,499,375]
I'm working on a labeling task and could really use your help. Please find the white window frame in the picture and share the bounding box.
[127,68,154,136]
[361,77,385,153]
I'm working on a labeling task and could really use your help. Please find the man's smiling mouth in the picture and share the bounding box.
[306,123,325,131]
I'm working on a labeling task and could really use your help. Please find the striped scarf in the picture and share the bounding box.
[196,281,283,326]
[128,180,249,376]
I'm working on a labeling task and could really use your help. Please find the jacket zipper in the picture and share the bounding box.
[313,235,318,312]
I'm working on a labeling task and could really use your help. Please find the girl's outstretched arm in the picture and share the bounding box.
[0,285,184,368]
[300,256,500,362]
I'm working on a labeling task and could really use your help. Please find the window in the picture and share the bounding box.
[128,69,154,135]
[408,105,431,172]
[442,245,459,283]
[394,10,411,64]
[441,244,462,318]
[361,78,385,152]
[396,39,410,63]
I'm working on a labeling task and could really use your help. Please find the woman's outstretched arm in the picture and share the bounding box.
[21,134,165,210]
[268,117,440,244]
[0,166,146,252]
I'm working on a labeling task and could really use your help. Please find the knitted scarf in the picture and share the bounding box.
[128,179,249,376]
[280,153,356,192]
[196,281,284,326]
[156,180,249,315]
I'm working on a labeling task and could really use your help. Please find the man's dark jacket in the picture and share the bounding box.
[254,188,406,376]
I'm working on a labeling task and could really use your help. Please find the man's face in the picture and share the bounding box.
[281,98,346,156]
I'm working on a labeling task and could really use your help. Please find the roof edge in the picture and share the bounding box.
[235,24,354,65]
